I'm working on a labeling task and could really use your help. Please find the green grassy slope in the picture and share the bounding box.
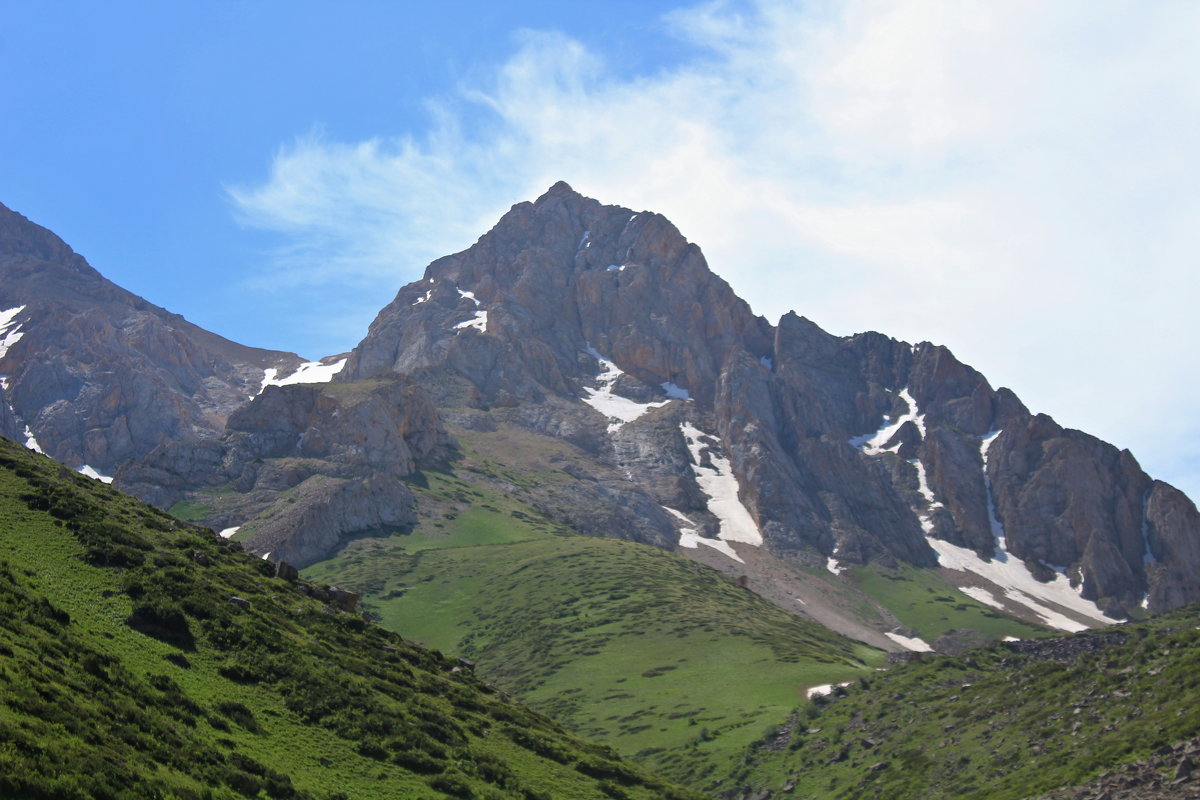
[0,437,704,800]
[304,460,883,791]
[722,607,1200,799]
[845,563,1050,645]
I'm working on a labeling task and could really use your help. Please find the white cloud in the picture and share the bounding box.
[229,0,1200,498]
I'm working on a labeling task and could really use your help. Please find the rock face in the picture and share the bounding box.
[4,186,1199,620]
[0,201,304,473]
[0,382,19,442]
[338,182,1200,616]
[119,376,455,567]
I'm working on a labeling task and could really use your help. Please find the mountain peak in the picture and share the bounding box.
[541,179,577,197]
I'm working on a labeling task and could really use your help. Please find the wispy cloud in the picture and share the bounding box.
[229,0,1200,496]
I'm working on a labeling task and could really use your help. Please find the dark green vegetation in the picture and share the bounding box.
[0,436,705,800]
[305,426,883,790]
[725,607,1200,799]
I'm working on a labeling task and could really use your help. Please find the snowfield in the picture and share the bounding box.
[260,358,347,393]
[0,305,27,360]
[669,422,762,563]
[580,346,671,432]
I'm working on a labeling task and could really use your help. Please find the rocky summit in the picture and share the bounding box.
[0,202,305,475]
[334,183,1196,627]
[3,185,1200,649]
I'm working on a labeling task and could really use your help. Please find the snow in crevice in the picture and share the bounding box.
[920,429,1113,633]
[77,465,113,484]
[453,311,488,334]
[260,358,347,394]
[628,214,638,223]
[852,388,942,534]
[22,425,42,454]
[578,230,590,250]
[451,288,488,334]
[218,526,241,539]
[826,557,846,576]
[760,355,773,369]
[680,422,762,558]
[664,506,743,563]
[412,288,433,305]
[605,264,628,272]
[580,346,673,433]
[849,387,925,454]
[980,430,1006,544]
[911,459,944,533]
[885,632,934,652]
[0,305,27,360]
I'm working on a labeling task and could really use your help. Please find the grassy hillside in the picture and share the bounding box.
[721,607,1200,799]
[304,461,883,791]
[0,436,704,800]
[845,563,1050,645]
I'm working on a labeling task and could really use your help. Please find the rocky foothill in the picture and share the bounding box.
[1030,738,1200,800]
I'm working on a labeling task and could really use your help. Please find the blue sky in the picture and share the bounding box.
[4,1,1200,500]
[0,0,692,352]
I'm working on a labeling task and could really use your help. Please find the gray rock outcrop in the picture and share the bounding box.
[0,201,304,474]
[119,375,454,567]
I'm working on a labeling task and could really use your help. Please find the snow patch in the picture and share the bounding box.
[929,536,1110,632]
[0,305,27,360]
[453,311,488,334]
[806,681,853,700]
[885,632,934,652]
[1002,636,1021,642]
[578,230,590,250]
[23,425,42,454]
[260,358,347,393]
[451,288,488,334]
[261,552,271,561]
[664,505,743,562]
[412,288,432,305]
[77,465,113,484]
[680,422,762,549]
[581,346,672,433]
[849,387,925,454]
[826,557,846,576]
[1141,593,1151,610]
[760,355,773,369]
[605,264,628,272]
[660,382,690,400]
[219,527,241,539]
[980,430,1006,541]
[911,459,944,533]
